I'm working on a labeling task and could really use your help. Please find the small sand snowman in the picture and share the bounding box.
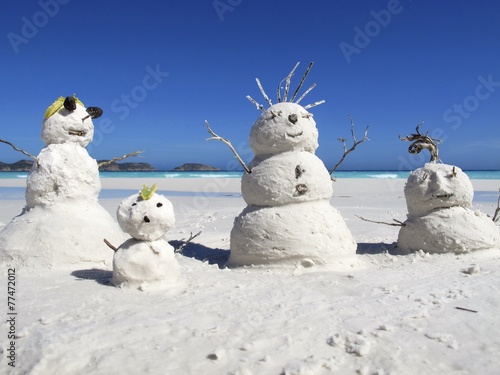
[0,95,126,268]
[206,63,357,269]
[108,184,181,289]
[397,125,499,253]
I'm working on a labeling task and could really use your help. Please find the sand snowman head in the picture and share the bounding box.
[400,125,474,216]
[249,102,319,156]
[405,163,473,216]
[245,62,325,157]
[42,96,103,147]
[117,184,175,241]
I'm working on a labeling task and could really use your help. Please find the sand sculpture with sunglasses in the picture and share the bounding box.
[0,96,127,268]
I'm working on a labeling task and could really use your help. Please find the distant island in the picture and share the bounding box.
[173,163,220,171]
[97,161,155,172]
[0,159,156,172]
[0,160,33,171]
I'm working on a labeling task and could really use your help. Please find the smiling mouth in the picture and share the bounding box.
[68,130,87,137]
[286,131,303,138]
[434,193,454,199]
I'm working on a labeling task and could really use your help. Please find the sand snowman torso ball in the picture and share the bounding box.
[112,185,181,289]
[398,163,500,253]
[216,67,357,269]
[0,96,126,268]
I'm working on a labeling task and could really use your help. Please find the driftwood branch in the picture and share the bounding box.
[175,231,202,254]
[103,238,118,252]
[0,139,39,166]
[399,123,442,163]
[356,214,406,227]
[493,189,500,223]
[205,120,251,174]
[98,150,143,168]
[329,116,369,177]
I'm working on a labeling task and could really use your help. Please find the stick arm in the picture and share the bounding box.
[205,120,251,174]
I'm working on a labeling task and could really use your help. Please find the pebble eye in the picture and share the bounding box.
[132,203,137,206]
[157,202,163,207]
[63,96,77,111]
[288,114,298,124]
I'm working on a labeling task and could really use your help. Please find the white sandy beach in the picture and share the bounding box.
[1,177,499,374]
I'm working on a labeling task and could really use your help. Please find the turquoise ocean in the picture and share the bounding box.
[1,170,500,180]
[0,170,498,201]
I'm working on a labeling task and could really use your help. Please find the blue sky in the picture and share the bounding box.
[1,0,499,171]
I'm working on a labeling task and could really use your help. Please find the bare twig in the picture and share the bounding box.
[290,62,314,102]
[355,215,405,227]
[175,231,202,253]
[295,83,317,104]
[399,123,442,163]
[0,139,39,166]
[304,100,326,109]
[255,78,272,107]
[281,62,300,102]
[98,150,143,168]
[493,189,500,223]
[455,306,478,313]
[205,120,251,174]
[329,116,369,176]
[103,238,118,252]
[246,95,265,112]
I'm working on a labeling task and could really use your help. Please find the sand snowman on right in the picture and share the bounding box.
[397,125,499,253]
[207,63,357,268]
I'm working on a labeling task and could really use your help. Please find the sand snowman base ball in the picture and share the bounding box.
[398,207,500,253]
[112,239,180,289]
[0,202,125,268]
[229,200,357,268]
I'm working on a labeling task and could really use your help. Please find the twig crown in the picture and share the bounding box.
[400,123,442,163]
[246,62,325,111]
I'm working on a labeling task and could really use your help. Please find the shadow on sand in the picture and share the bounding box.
[71,243,407,280]
[71,268,114,286]
[170,240,229,268]
[356,242,409,256]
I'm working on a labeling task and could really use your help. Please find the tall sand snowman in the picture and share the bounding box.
[0,96,126,268]
[206,63,358,269]
[398,125,499,253]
